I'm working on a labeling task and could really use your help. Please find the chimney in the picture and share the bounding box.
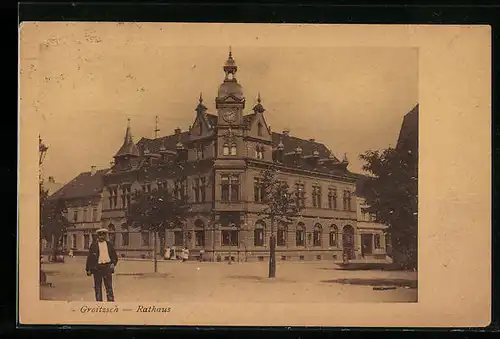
[282,128,290,136]
[91,166,97,176]
[175,127,181,135]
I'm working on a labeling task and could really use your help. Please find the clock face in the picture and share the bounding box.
[222,110,237,123]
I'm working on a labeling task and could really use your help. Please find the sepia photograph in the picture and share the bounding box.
[19,22,490,326]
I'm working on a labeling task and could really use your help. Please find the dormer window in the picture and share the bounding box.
[230,143,237,156]
[257,122,263,136]
[223,143,230,156]
[197,121,203,136]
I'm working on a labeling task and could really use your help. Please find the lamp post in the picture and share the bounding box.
[39,135,48,285]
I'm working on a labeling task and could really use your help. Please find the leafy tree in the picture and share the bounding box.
[40,190,71,262]
[258,166,303,278]
[359,147,418,270]
[126,187,189,272]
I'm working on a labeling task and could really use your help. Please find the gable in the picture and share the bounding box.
[247,113,271,140]
[189,113,214,139]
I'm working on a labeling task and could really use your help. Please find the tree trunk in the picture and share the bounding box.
[268,217,276,278]
[153,231,158,273]
[51,234,58,262]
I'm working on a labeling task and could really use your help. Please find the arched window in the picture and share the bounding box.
[254,220,265,247]
[329,225,338,247]
[296,222,305,246]
[255,145,264,159]
[197,121,203,136]
[194,219,205,247]
[230,143,237,156]
[223,143,229,156]
[313,224,322,247]
[277,222,287,246]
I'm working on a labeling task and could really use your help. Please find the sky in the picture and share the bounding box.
[20,22,418,184]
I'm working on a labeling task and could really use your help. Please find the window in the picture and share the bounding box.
[230,143,237,156]
[295,183,306,208]
[343,190,352,211]
[174,179,187,200]
[108,187,118,209]
[296,223,305,246]
[255,145,264,159]
[328,188,337,209]
[257,122,263,136]
[72,234,77,248]
[193,178,206,203]
[195,231,205,247]
[63,234,68,248]
[374,234,381,249]
[313,224,322,247]
[121,185,131,209]
[122,233,129,246]
[73,210,79,222]
[142,183,152,194]
[92,207,98,221]
[174,231,184,246]
[221,175,239,202]
[277,224,287,246]
[200,177,206,202]
[196,144,204,160]
[83,209,88,222]
[223,143,229,156]
[254,224,264,246]
[254,178,265,202]
[329,225,338,247]
[194,220,205,247]
[141,232,150,246]
[84,234,90,249]
[109,232,116,245]
[312,185,322,208]
[222,230,239,246]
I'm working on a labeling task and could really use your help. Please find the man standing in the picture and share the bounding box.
[86,228,118,302]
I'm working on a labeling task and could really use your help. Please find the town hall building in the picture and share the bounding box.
[52,50,392,263]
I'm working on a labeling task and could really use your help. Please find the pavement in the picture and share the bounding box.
[40,257,418,303]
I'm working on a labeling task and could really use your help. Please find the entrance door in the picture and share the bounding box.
[342,225,355,260]
[361,234,373,257]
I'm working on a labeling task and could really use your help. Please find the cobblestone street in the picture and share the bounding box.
[40,257,417,303]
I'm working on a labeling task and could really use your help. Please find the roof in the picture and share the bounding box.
[396,104,418,153]
[271,132,338,161]
[115,124,140,158]
[49,169,109,200]
[137,131,191,154]
[205,113,218,127]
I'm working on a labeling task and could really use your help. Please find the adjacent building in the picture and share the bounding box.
[51,49,392,262]
[48,166,109,255]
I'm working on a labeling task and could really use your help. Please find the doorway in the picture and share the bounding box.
[342,225,355,260]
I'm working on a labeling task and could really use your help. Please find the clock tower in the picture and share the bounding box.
[216,47,245,126]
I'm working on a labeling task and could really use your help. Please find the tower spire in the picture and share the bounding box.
[252,92,265,113]
[115,118,140,158]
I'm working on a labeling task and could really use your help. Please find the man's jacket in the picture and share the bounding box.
[85,241,118,273]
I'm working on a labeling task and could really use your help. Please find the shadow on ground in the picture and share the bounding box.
[229,275,297,283]
[321,278,418,289]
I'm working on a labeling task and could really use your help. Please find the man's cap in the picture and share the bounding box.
[96,228,109,234]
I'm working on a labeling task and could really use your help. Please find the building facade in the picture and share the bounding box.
[52,50,391,262]
[48,167,108,255]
